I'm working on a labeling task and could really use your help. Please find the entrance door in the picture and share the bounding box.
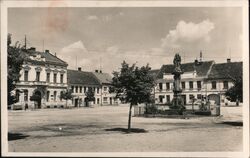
[34,91,42,109]
[75,98,78,107]
[110,97,112,105]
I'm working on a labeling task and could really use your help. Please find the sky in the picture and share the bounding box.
[8,7,243,74]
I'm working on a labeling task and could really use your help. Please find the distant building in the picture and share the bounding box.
[92,70,119,105]
[152,59,242,106]
[13,48,68,109]
[67,68,119,107]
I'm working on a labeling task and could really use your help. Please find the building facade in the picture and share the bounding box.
[67,68,119,107]
[13,48,68,109]
[153,59,242,106]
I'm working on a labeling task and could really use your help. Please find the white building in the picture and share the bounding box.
[67,68,119,107]
[13,48,68,109]
[152,59,242,106]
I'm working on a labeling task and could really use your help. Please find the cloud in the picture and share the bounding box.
[161,19,215,49]
[87,15,98,20]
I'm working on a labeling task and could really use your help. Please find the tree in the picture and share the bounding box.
[85,87,95,107]
[7,33,24,105]
[225,76,243,106]
[60,89,73,108]
[110,61,155,132]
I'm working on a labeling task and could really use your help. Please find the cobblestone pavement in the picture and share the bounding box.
[8,104,242,152]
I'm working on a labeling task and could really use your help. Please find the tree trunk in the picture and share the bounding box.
[127,103,133,133]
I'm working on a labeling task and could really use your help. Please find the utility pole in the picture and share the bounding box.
[43,40,45,53]
[24,35,27,49]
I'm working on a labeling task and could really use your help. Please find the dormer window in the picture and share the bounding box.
[36,71,40,81]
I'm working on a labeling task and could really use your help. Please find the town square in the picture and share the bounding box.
[1,1,249,157]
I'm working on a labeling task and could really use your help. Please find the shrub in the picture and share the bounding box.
[145,104,158,114]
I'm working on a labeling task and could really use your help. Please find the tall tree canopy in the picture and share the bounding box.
[7,33,24,105]
[110,61,155,132]
[85,87,95,107]
[60,89,73,108]
[225,76,243,105]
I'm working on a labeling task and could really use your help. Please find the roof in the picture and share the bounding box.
[92,72,113,84]
[149,69,160,79]
[207,62,243,80]
[21,48,68,66]
[156,61,214,79]
[67,70,101,86]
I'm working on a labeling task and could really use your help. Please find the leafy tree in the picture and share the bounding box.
[7,33,24,105]
[110,61,155,132]
[85,87,95,107]
[60,89,73,108]
[225,76,243,106]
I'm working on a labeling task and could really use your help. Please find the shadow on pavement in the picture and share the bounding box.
[105,128,148,134]
[8,132,29,141]
[220,121,243,126]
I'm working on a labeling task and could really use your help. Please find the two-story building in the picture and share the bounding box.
[92,70,119,105]
[13,47,68,109]
[153,59,242,106]
[67,68,119,106]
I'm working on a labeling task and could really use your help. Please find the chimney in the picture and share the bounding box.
[78,67,81,71]
[30,47,36,51]
[45,50,49,53]
[54,53,57,56]
[95,70,99,73]
[227,58,231,63]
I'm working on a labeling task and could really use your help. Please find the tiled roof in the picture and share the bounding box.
[21,49,68,66]
[207,62,243,80]
[67,70,101,85]
[156,61,214,79]
[149,69,160,79]
[92,72,112,84]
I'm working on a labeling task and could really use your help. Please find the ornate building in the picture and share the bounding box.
[13,47,68,109]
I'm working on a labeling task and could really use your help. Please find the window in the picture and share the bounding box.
[54,91,57,101]
[46,73,50,82]
[197,94,202,100]
[189,94,194,100]
[75,86,78,93]
[24,70,29,81]
[97,98,100,104]
[159,95,164,103]
[197,81,201,90]
[223,81,228,89]
[97,88,99,94]
[103,97,108,102]
[212,81,217,89]
[36,71,40,81]
[16,90,20,102]
[71,86,74,92]
[53,73,57,83]
[84,87,86,93]
[24,90,28,101]
[80,86,82,93]
[181,82,185,89]
[93,98,96,104]
[93,87,96,93]
[166,95,170,103]
[159,83,163,90]
[46,91,50,102]
[60,74,63,83]
[104,87,108,91]
[189,81,193,89]
[166,83,170,90]
[60,91,63,101]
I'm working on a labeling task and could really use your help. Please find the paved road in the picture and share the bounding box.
[8,104,242,152]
